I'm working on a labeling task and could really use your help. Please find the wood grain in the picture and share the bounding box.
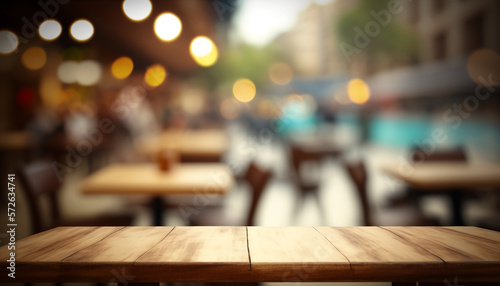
[444,226,500,243]
[315,227,444,282]
[133,226,250,282]
[59,226,174,282]
[80,163,233,196]
[1,226,500,283]
[0,227,122,281]
[247,227,351,282]
[382,162,500,190]
[382,226,500,281]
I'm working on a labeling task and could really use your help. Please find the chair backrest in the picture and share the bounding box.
[290,145,322,188]
[243,162,272,226]
[18,161,61,233]
[411,146,467,163]
[343,160,371,226]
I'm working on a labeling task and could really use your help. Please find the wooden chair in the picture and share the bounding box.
[189,162,272,226]
[344,160,440,226]
[19,160,135,234]
[289,145,324,221]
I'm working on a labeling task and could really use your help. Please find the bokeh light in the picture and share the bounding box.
[154,13,182,41]
[347,78,370,104]
[190,36,218,67]
[268,62,293,85]
[233,78,256,103]
[76,60,102,86]
[40,75,62,108]
[281,93,316,118]
[220,98,241,120]
[38,19,62,41]
[111,56,134,79]
[180,91,205,115]
[122,0,152,21]
[70,19,94,42]
[467,49,500,87]
[57,61,79,84]
[21,47,47,70]
[0,30,18,55]
[145,64,167,87]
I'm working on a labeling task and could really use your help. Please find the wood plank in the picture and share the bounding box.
[132,226,250,282]
[2,226,500,283]
[444,226,500,244]
[382,227,500,281]
[382,163,500,190]
[59,226,174,282]
[315,227,444,282]
[0,227,122,281]
[80,163,233,196]
[247,227,351,282]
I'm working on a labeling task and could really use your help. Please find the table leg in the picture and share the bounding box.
[151,196,164,226]
[450,190,465,226]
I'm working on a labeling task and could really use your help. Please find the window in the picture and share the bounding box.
[433,32,447,60]
[463,13,484,54]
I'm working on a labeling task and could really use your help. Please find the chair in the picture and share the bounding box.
[289,145,324,221]
[19,160,134,234]
[344,160,440,226]
[189,162,272,226]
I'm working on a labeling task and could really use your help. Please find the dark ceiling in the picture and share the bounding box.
[2,0,222,75]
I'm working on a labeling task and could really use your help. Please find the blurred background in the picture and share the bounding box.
[1,0,500,278]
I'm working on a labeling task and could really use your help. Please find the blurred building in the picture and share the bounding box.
[404,0,500,62]
[276,1,358,77]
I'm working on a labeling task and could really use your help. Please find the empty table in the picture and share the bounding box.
[137,129,228,162]
[80,163,233,225]
[1,226,499,284]
[383,162,500,225]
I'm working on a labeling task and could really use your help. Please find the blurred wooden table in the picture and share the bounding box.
[137,129,228,162]
[81,163,233,225]
[1,226,499,284]
[383,162,500,225]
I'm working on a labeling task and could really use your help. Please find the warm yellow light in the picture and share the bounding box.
[38,19,62,41]
[233,78,256,103]
[40,75,62,109]
[220,98,240,120]
[122,0,152,21]
[347,78,370,104]
[268,62,293,85]
[154,13,182,41]
[145,64,167,87]
[111,56,134,79]
[21,47,47,70]
[190,36,218,67]
[0,30,18,55]
[190,36,213,57]
[70,19,94,42]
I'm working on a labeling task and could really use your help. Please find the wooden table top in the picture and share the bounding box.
[1,226,499,283]
[81,163,233,196]
[137,129,228,158]
[383,162,500,190]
